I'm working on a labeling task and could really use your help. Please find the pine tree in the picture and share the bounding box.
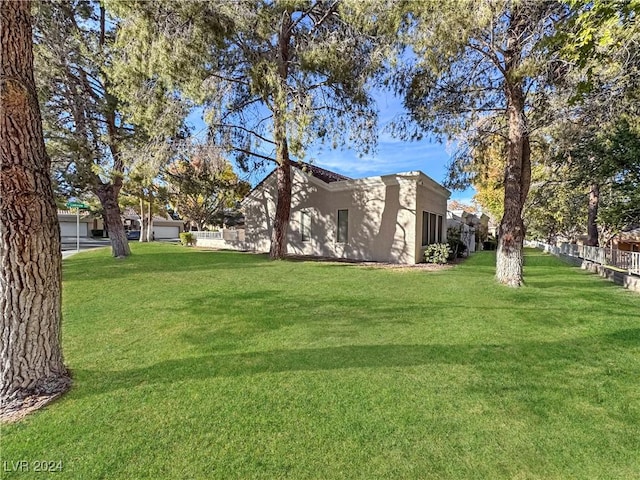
[1,0,70,416]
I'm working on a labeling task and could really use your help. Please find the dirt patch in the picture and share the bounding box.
[0,392,66,424]
[1,376,71,424]
[284,254,466,271]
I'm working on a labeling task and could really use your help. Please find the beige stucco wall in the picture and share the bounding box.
[415,174,450,261]
[243,169,450,264]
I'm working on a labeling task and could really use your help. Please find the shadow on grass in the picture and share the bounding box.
[71,328,640,399]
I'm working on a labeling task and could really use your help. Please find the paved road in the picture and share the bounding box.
[61,238,111,259]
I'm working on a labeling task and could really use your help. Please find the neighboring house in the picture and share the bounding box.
[58,210,92,239]
[239,161,450,264]
[123,208,184,239]
[613,227,640,252]
[447,210,490,253]
[59,207,184,240]
[447,210,477,253]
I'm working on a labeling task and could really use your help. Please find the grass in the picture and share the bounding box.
[2,243,639,479]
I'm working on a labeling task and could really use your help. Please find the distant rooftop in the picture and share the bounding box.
[291,160,352,184]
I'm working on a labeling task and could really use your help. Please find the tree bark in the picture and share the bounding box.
[496,8,531,287]
[138,197,146,243]
[146,195,153,242]
[95,184,130,257]
[1,0,70,408]
[269,137,292,259]
[586,182,599,247]
[269,11,293,260]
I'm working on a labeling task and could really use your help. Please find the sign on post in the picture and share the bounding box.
[66,201,89,209]
[66,201,90,252]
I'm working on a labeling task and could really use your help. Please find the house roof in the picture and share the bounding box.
[241,160,351,205]
[242,161,450,206]
[290,160,351,183]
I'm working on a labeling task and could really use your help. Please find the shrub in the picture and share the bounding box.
[179,232,196,246]
[448,237,467,258]
[446,226,468,258]
[424,243,452,264]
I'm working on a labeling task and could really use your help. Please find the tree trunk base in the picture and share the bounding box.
[0,375,71,423]
[496,237,524,287]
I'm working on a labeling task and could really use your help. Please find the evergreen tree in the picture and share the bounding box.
[112,0,385,258]
[1,0,70,415]
[392,0,566,286]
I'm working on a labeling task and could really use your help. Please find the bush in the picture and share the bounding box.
[424,243,452,264]
[448,237,467,258]
[446,226,468,258]
[179,232,196,246]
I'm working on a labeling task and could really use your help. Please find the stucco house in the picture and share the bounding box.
[239,162,450,264]
[447,209,490,253]
[58,209,92,239]
[58,208,184,240]
[122,208,184,239]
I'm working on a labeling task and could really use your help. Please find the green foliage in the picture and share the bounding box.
[424,243,451,264]
[525,169,587,244]
[553,0,640,98]
[164,144,249,230]
[111,1,385,170]
[539,115,640,242]
[32,1,167,193]
[446,227,468,259]
[179,231,195,246]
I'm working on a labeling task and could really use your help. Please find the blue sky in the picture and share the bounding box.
[187,90,477,204]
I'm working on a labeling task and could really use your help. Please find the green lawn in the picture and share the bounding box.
[2,244,640,479]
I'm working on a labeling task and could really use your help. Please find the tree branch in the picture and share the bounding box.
[211,123,276,144]
[231,146,276,163]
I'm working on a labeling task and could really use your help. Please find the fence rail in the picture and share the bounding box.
[192,231,223,240]
[191,230,244,242]
[528,241,640,276]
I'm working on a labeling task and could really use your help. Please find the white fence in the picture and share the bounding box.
[191,229,245,243]
[528,241,640,276]
[192,231,223,240]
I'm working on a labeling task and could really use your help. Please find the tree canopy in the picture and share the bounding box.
[111,0,387,258]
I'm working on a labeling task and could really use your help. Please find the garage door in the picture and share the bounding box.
[60,221,88,237]
[153,226,180,239]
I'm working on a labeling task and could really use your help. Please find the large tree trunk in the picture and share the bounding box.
[586,182,599,247]
[1,0,70,410]
[95,184,130,257]
[269,144,292,259]
[269,11,293,260]
[496,8,531,287]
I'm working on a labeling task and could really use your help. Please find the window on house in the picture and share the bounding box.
[337,209,348,243]
[429,213,437,245]
[422,211,444,246]
[301,210,311,242]
[422,211,430,246]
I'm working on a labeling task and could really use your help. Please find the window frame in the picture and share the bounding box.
[336,209,349,244]
[300,210,311,242]
[422,211,444,246]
